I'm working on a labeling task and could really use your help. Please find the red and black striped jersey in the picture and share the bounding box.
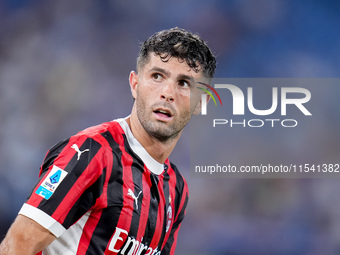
[19,117,189,255]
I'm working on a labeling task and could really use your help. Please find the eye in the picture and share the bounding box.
[152,73,163,82]
[178,80,190,88]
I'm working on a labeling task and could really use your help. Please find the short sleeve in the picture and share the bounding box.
[19,135,106,237]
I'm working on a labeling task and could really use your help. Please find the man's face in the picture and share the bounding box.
[130,54,205,142]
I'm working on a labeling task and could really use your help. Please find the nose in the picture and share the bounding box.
[161,82,175,102]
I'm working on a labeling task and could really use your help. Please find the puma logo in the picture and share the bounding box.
[71,144,90,160]
[127,188,142,210]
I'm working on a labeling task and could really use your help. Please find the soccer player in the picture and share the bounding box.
[0,27,216,255]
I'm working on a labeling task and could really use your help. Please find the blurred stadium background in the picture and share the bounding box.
[1,0,340,254]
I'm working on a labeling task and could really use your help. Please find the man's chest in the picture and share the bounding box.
[87,167,176,254]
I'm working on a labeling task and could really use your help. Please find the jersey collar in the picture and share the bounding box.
[116,117,164,175]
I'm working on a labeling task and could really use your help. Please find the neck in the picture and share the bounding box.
[126,108,181,164]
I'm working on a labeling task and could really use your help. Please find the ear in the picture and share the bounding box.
[192,93,211,115]
[129,71,138,99]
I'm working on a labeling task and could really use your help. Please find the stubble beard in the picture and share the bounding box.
[136,96,191,143]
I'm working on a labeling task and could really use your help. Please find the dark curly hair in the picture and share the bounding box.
[137,27,216,79]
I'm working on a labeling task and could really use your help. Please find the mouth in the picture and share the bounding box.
[153,108,173,121]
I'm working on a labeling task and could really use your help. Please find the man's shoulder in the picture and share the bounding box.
[75,120,124,140]
[57,120,127,153]
[167,161,189,207]
[168,161,188,187]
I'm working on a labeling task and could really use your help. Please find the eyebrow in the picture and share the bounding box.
[177,74,193,81]
[149,67,194,81]
[149,67,171,77]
